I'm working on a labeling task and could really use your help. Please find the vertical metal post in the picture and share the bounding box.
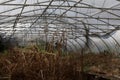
[80,21,90,80]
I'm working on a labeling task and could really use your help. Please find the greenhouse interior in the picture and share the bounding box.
[1,0,120,80]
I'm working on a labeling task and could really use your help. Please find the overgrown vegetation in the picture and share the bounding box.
[0,45,120,80]
[0,46,79,80]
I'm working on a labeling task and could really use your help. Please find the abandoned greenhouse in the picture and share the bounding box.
[0,0,120,80]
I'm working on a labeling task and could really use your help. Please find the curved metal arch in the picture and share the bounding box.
[80,2,120,25]
[1,0,117,29]
[88,38,102,53]
[0,0,68,21]
[0,0,119,53]
[51,7,119,28]
[19,16,103,53]
[81,3,120,27]
[28,2,120,29]
[67,39,81,52]
[97,36,111,52]
[73,38,93,53]
[68,36,102,53]
[20,6,118,29]
[58,16,120,53]
[87,22,120,49]
[0,0,78,15]
[0,0,119,46]
[55,8,120,50]
[16,6,117,32]
[2,6,117,40]
[2,1,68,25]
[17,8,118,38]
[0,1,119,31]
[0,3,119,29]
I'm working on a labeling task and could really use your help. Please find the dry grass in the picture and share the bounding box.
[83,53,120,76]
[0,47,79,80]
[0,46,120,80]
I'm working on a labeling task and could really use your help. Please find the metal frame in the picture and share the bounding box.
[0,0,120,52]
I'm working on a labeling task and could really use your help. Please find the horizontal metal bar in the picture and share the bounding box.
[0,22,120,27]
[0,4,119,10]
[0,15,120,20]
